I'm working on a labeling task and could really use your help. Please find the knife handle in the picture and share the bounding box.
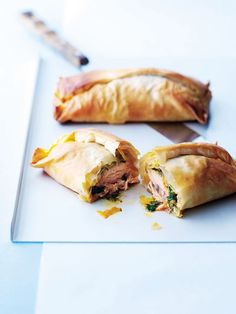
[20,11,89,67]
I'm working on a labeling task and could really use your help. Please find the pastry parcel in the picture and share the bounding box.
[53,68,211,124]
[31,129,139,202]
[140,143,236,217]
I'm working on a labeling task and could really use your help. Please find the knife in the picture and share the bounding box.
[20,11,89,67]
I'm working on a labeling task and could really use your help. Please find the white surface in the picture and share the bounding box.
[62,0,236,60]
[36,243,236,314]
[0,58,43,313]
[12,58,236,243]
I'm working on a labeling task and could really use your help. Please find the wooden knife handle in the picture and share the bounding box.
[20,11,89,67]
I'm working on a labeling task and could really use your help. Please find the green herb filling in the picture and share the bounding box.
[105,191,121,202]
[146,200,161,212]
[167,185,177,209]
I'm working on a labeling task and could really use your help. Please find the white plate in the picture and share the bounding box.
[11,58,236,242]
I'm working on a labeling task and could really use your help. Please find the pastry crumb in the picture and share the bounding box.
[140,195,155,206]
[151,222,162,230]
[97,207,122,219]
[144,211,153,217]
[140,195,162,212]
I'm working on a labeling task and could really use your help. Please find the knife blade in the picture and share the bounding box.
[148,122,206,143]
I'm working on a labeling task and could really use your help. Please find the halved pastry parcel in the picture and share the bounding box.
[140,143,236,217]
[54,68,212,124]
[31,129,139,202]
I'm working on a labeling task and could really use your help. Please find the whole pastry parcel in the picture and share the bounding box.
[53,68,211,124]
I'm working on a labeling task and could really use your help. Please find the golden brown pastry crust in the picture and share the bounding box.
[140,143,236,217]
[31,128,139,202]
[53,68,211,124]
[147,142,235,165]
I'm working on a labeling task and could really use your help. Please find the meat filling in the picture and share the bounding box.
[90,162,139,201]
[147,168,178,212]
[147,169,167,201]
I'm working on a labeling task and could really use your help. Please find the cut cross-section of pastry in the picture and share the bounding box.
[53,68,212,124]
[140,143,236,217]
[31,129,139,202]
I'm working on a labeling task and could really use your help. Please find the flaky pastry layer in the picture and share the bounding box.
[53,68,212,124]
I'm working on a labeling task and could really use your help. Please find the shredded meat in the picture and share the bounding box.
[147,170,167,200]
[91,162,139,201]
